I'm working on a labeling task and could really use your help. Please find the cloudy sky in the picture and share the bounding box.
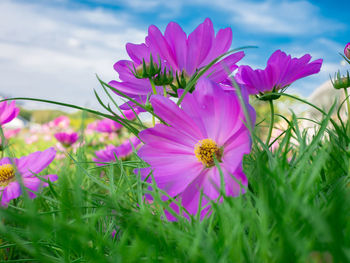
[0,0,348,110]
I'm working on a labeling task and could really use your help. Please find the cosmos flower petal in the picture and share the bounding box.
[200,27,233,67]
[15,147,56,177]
[203,52,245,83]
[126,43,151,65]
[0,101,20,126]
[1,182,21,206]
[139,124,197,150]
[182,78,247,145]
[146,25,177,69]
[23,177,41,199]
[150,95,204,139]
[164,21,187,71]
[109,79,152,96]
[186,18,214,75]
[113,60,137,82]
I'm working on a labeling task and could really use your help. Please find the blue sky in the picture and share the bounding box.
[0,0,349,109]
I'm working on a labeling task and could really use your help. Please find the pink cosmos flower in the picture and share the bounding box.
[0,147,57,206]
[93,137,141,166]
[95,109,140,134]
[0,101,20,126]
[236,50,323,97]
[109,18,244,108]
[144,18,244,83]
[4,128,21,139]
[95,119,122,134]
[54,132,79,147]
[137,78,254,220]
[51,116,70,129]
[345,43,350,60]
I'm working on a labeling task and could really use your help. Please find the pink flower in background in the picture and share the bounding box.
[345,43,350,60]
[93,137,141,166]
[95,119,122,134]
[4,128,21,139]
[25,134,39,145]
[109,18,244,108]
[54,132,79,147]
[95,109,140,134]
[236,50,322,96]
[51,116,70,129]
[0,147,57,206]
[137,78,254,220]
[0,101,20,126]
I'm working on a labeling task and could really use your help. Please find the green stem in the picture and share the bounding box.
[265,99,274,146]
[344,88,350,133]
[150,78,157,126]
[163,85,167,97]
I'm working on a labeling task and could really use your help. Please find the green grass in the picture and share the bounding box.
[1,100,350,262]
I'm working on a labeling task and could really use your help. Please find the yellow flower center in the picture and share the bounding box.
[0,164,15,187]
[194,139,222,168]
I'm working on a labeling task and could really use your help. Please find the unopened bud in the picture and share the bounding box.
[331,71,350,90]
[345,43,350,60]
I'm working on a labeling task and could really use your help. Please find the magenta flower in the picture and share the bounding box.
[0,147,57,206]
[4,128,21,139]
[137,78,254,220]
[54,132,79,147]
[50,115,70,129]
[236,50,322,99]
[93,137,141,166]
[0,101,20,126]
[95,109,140,134]
[145,18,244,82]
[95,119,122,134]
[109,18,244,106]
[345,43,350,60]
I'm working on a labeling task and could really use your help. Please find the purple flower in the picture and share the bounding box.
[109,18,244,106]
[94,109,140,134]
[236,50,323,98]
[54,132,79,147]
[50,116,70,129]
[145,18,244,82]
[0,147,57,206]
[93,137,142,166]
[0,101,20,126]
[95,119,122,134]
[137,78,254,220]
[345,43,350,60]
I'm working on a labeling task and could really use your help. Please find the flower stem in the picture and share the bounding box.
[265,99,274,146]
[163,85,167,97]
[344,88,350,134]
[150,78,157,126]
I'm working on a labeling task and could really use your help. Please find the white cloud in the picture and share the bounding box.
[136,0,344,36]
[225,0,344,36]
[0,0,146,110]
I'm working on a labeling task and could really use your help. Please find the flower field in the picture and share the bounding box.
[1,19,350,262]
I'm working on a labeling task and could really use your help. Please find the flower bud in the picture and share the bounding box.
[331,71,350,90]
[345,43,350,60]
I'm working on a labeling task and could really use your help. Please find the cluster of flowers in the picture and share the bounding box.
[107,18,323,220]
[0,101,57,206]
[4,18,348,221]
[0,102,142,205]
